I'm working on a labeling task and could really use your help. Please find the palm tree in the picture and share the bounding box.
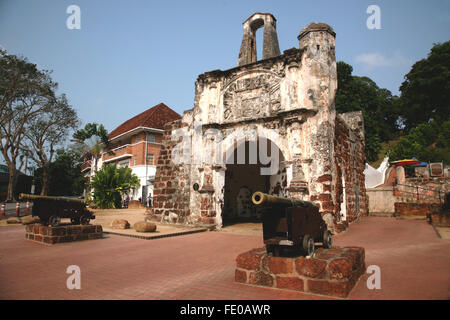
[90,164,140,209]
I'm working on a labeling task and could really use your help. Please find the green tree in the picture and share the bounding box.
[33,148,87,196]
[90,164,140,209]
[335,61,401,162]
[388,117,450,165]
[22,94,80,195]
[398,41,450,131]
[72,123,109,172]
[0,49,56,201]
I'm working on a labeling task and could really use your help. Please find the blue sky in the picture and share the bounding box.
[0,0,449,133]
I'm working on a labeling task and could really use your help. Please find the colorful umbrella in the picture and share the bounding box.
[390,158,421,166]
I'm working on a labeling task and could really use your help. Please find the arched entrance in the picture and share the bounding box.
[222,138,286,226]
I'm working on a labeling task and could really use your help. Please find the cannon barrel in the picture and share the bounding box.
[19,193,86,204]
[252,191,316,208]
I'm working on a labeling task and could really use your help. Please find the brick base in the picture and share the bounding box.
[25,223,103,245]
[235,246,365,298]
[394,202,441,217]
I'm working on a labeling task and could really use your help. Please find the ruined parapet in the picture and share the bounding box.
[340,111,365,140]
[238,13,281,66]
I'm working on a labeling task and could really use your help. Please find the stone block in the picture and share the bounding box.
[295,258,327,278]
[249,271,274,287]
[67,226,81,235]
[25,224,34,233]
[235,269,247,283]
[39,225,48,235]
[328,258,352,280]
[236,248,265,270]
[81,225,96,234]
[276,277,304,291]
[111,219,130,229]
[133,221,157,233]
[262,256,294,274]
[48,227,66,237]
[43,236,58,245]
[6,217,21,224]
[307,279,350,298]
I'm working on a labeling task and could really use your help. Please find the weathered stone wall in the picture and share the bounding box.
[394,202,441,217]
[151,119,192,222]
[330,113,368,232]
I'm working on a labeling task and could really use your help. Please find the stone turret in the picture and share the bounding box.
[298,22,336,67]
[237,13,281,66]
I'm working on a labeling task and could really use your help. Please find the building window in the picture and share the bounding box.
[118,159,130,168]
[147,154,154,165]
[147,133,155,143]
[134,156,137,166]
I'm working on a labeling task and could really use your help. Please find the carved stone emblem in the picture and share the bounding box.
[222,73,282,122]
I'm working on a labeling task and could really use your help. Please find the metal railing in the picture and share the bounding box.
[393,182,446,204]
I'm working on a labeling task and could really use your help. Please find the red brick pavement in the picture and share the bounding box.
[0,217,449,300]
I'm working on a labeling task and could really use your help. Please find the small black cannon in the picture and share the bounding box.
[19,193,95,227]
[252,191,332,257]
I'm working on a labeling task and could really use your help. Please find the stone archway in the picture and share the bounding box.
[221,138,286,226]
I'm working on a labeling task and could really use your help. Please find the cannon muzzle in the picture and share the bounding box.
[252,191,316,208]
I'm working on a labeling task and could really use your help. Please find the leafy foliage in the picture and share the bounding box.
[33,148,87,196]
[388,117,450,164]
[387,42,450,165]
[0,49,59,200]
[90,164,140,209]
[73,123,109,146]
[73,123,110,172]
[22,94,80,195]
[335,61,401,162]
[398,41,450,131]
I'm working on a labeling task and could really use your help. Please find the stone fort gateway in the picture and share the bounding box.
[150,13,368,233]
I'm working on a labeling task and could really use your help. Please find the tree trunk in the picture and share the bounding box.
[40,165,49,196]
[6,164,17,202]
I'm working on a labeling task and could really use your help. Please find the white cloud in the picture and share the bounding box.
[355,52,412,69]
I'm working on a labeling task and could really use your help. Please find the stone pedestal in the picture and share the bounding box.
[25,223,103,245]
[235,246,365,298]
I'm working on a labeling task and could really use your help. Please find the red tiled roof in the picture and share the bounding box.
[108,103,181,140]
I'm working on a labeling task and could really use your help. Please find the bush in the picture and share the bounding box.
[90,164,140,209]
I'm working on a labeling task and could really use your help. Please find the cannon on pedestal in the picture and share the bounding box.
[19,194,95,227]
[252,191,332,257]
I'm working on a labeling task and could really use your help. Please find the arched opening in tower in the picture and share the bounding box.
[222,139,286,227]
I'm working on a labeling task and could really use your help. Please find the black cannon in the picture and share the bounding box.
[19,193,95,227]
[252,191,332,257]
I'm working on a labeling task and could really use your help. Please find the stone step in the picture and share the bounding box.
[369,212,394,217]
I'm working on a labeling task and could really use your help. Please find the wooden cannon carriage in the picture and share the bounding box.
[19,193,95,227]
[252,191,332,257]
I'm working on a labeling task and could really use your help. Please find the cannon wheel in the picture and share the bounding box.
[49,215,60,227]
[70,217,80,225]
[302,235,315,256]
[80,216,90,225]
[322,230,332,248]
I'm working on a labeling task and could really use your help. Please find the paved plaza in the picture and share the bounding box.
[0,216,449,300]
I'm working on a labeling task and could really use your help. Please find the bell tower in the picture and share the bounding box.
[237,13,281,66]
